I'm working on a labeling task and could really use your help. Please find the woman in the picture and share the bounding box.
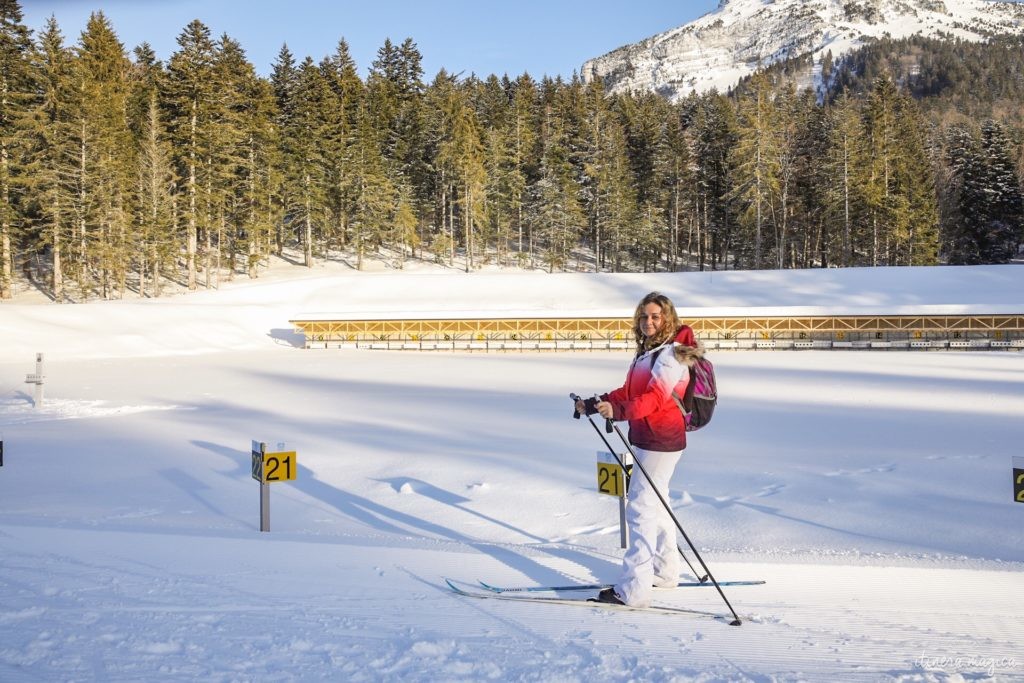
[575,291,702,608]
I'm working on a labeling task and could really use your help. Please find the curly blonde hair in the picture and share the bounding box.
[632,291,681,353]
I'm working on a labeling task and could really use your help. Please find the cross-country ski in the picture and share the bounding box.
[476,578,766,594]
[445,579,731,620]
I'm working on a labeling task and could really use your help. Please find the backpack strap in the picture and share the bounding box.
[670,388,690,420]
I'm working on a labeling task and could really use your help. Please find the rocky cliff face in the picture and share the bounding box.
[582,0,1024,100]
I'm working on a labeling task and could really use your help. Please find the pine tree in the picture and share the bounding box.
[614,91,674,271]
[202,34,246,283]
[349,97,395,270]
[662,102,695,270]
[508,73,538,263]
[731,72,781,269]
[824,91,868,266]
[128,43,175,297]
[530,88,583,273]
[581,80,634,271]
[423,70,458,265]
[281,56,331,267]
[449,85,487,271]
[770,84,804,269]
[940,123,978,263]
[892,95,938,265]
[165,20,216,290]
[788,89,829,268]
[691,91,738,270]
[474,74,513,265]
[211,35,277,283]
[0,0,35,298]
[947,120,1024,263]
[73,12,133,299]
[24,17,74,299]
[646,97,684,272]
[320,39,362,254]
[863,76,901,265]
[367,38,401,161]
[367,37,427,262]
[394,38,429,240]
[269,43,297,257]
[977,120,1024,261]
[239,72,279,279]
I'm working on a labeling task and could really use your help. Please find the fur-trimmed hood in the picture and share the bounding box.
[673,339,706,368]
[670,324,705,368]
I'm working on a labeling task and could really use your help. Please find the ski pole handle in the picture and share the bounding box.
[569,392,582,419]
[571,392,612,428]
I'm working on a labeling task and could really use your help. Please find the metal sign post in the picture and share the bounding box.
[251,441,269,531]
[25,353,44,408]
[596,451,631,549]
[251,440,298,532]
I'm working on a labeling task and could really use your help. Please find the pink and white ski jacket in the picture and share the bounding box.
[602,325,696,453]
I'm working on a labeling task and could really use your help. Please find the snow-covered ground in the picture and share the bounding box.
[1,260,1023,681]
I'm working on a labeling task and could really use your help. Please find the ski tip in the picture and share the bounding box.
[477,580,501,592]
[444,578,467,594]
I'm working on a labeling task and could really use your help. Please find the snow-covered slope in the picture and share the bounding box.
[4,264,1023,359]
[582,0,1024,99]
[2,263,1024,680]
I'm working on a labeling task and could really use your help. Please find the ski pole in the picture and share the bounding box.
[574,395,706,582]
[606,418,741,625]
[570,393,742,626]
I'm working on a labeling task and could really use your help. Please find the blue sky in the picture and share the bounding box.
[22,1,719,79]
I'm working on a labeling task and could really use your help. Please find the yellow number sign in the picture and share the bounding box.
[597,462,625,497]
[263,452,297,482]
[253,451,297,483]
[1015,468,1024,504]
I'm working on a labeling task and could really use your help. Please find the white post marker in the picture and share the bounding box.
[597,450,631,549]
[1014,456,1024,505]
[251,440,298,532]
[25,353,44,408]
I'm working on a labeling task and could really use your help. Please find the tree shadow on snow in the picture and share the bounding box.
[372,477,549,543]
[189,433,614,587]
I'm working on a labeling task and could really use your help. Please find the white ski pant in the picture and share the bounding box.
[615,446,683,607]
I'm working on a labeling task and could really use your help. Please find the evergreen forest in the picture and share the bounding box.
[1,2,1022,301]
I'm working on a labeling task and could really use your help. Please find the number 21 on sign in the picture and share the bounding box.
[597,462,624,497]
[262,451,297,482]
[252,441,297,484]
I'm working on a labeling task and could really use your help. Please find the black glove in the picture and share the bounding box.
[582,397,601,416]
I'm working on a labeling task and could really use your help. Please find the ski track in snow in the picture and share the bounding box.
[0,397,180,427]
[2,531,1021,681]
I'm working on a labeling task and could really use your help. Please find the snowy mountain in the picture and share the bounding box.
[582,0,1024,100]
